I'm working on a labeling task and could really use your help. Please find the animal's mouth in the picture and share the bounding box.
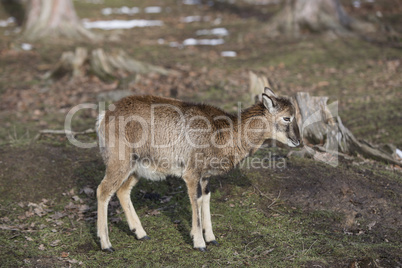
[287,139,300,147]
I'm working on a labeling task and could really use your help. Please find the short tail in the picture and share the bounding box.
[96,111,108,161]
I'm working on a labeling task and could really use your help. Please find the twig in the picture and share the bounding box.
[211,214,225,217]
[267,190,281,209]
[169,191,184,195]
[69,217,76,228]
[253,185,274,201]
[35,128,96,140]
[302,240,317,256]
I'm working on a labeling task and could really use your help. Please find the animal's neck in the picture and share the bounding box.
[228,102,272,166]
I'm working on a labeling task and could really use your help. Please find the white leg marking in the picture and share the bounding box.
[202,192,216,242]
[192,196,205,248]
[97,182,113,250]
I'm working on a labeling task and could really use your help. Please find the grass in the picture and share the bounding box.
[0,0,401,266]
[0,188,397,267]
[1,144,400,267]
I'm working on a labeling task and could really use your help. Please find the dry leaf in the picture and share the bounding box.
[317,81,329,87]
[148,210,161,216]
[34,207,46,217]
[78,204,90,213]
[68,259,79,264]
[110,217,121,223]
[38,244,45,251]
[0,225,19,231]
[61,252,69,258]
[160,196,172,203]
[51,212,67,220]
[65,202,78,210]
[50,240,60,247]
[1,216,10,222]
[80,186,94,197]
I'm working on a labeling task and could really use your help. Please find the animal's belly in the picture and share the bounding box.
[133,162,183,181]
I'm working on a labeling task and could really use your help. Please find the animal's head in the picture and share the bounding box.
[261,87,301,147]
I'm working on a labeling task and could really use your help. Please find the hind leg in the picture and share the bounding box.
[116,174,149,240]
[201,178,217,245]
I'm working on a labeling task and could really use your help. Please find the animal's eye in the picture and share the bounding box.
[283,117,291,122]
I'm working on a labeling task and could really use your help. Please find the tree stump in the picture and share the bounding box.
[248,72,401,166]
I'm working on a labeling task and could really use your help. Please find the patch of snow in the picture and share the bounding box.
[101,8,112,15]
[169,42,181,48]
[183,38,224,46]
[396,148,402,159]
[101,6,140,15]
[0,17,15,27]
[83,0,104,3]
[82,19,163,30]
[182,0,201,5]
[145,6,162,13]
[180,16,211,23]
[353,0,361,8]
[196,27,229,36]
[169,38,225,47]
[213,17,222,25]
[181,16,202,23]
[245,0,280,5]
[221,51,237,57]
[21,43,33,51]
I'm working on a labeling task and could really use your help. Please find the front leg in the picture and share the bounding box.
[183,173,206,251]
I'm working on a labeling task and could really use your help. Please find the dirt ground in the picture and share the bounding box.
[0,0,401,267]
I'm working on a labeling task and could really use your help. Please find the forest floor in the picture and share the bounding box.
[0,0,401,267]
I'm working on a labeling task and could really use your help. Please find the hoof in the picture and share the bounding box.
[207,240,219,246]
[139,235,151,241]
[195,247,207,252]
[102,247,115,253]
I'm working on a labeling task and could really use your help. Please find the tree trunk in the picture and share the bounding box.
[267,0,376,37]
[23,0,98,41]
[1,0,25,26]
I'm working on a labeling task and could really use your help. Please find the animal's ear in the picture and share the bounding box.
[254,94,262,104]
[262,93,276,113]
[264,87,277,98]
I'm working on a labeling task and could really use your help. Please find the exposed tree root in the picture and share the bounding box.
[44,47,174,81]
[266,0,376,37]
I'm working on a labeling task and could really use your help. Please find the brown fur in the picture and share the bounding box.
[95,88,301,251]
